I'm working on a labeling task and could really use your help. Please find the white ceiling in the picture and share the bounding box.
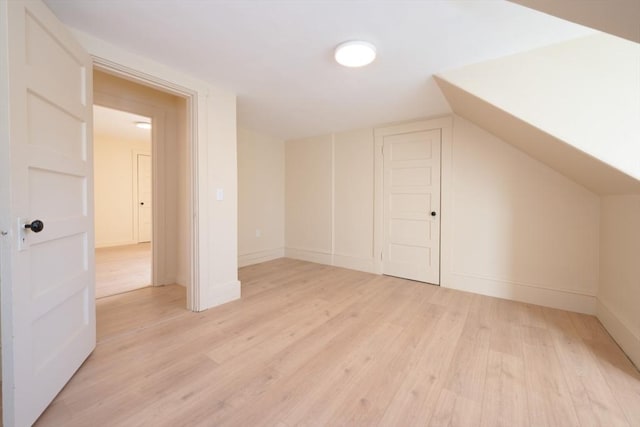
[46,0,594,140]
[93,105,151,144]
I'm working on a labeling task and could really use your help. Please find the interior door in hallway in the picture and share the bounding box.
[137,154,152,243]
[383,129,441,284]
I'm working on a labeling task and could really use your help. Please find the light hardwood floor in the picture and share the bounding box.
[95,242,151,298]
[36,258,640,426]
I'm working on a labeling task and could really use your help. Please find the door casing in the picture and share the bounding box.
[92,59,200,309]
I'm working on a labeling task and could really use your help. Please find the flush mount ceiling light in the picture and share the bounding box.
[135,121,151,129]
[334,40,376,67]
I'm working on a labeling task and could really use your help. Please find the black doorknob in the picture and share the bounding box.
[25,219,44,233]
[140,202,144,205]
[431,211,437,217]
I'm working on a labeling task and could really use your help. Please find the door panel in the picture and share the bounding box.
[27,92,85,159]
[383,130,441,284]
[2,1,96,425]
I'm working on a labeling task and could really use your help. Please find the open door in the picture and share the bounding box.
[0,1,96,425]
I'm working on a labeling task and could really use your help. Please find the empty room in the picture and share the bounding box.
[1,0,639,426]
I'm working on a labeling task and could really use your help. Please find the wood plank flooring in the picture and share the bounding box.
[35,258,640,426]
[95,242,151,298]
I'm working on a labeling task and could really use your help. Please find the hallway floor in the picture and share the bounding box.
[95,242,151,298]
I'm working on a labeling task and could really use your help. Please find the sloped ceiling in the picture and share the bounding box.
[436,78,640,195]
[45,1,639,195]
[43,0,594,140]
[436,33,640,195]
[508,0,640,43]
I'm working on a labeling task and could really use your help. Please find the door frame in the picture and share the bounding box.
[373,116,453,280]
[92,57,200,311]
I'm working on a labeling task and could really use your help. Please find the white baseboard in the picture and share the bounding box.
[283,250,597,315]
[284,248,376,274]
[238,248,285,267]
[332,253,375,274]
[205,279,241,310]
[284,247,332,265]
[597,299,640,369]
[443,272,596,314]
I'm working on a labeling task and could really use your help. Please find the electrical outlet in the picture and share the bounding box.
[255,229,261,238]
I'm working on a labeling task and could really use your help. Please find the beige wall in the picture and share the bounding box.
[442,117,600,313]
[237,127,285,266]
[284,116,601,313]
[94,131,151,247]
[598,195,640,367]
[93,70,188,287]
[334,129,375,267]
[203,87,239,306]
[175,101,190,287]
[284,129,375,271]
[285,134,333,257]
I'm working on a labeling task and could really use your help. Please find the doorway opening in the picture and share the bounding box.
[93,106,153,298]
[92,69,192,309]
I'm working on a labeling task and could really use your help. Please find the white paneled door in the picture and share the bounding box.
[2,1,96,425]
[383,130,441,284]
[137,154,152,243]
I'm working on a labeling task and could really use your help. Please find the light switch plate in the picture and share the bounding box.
[216,188,224,201]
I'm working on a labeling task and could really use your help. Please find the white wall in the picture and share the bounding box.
[598,195,640,367]
[237,127,285,266]
[94,132,150,247]
[285,116,601,313]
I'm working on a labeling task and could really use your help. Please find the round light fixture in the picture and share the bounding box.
[334,40,376,68]
[135,121,151,130]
